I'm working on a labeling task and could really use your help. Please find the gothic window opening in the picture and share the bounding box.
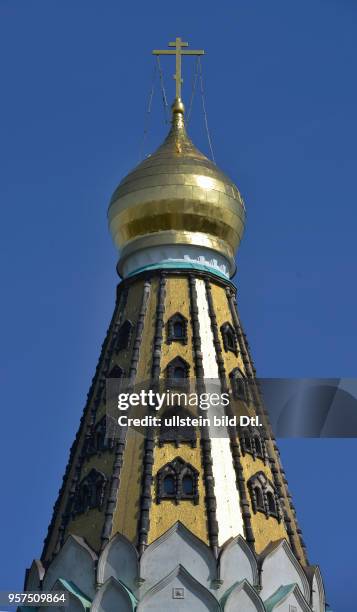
[254,486,264,511]
[230,367,248,402]
[94,418,106,452]
[167,313,188,344]
[159,406,197,447]
[267,491,277,516]
[182,474,194,495]
[174,321,184,337]
[87,416,114,455]
[240,426,266,461]
[164,475,176,495]
[254,435,263,458]
[73,469,107,515]
[116,320,133,352]
[157,457,199,505]
[166,356,190,388]
[174,366,185,378]
[239,427,266,462]
[244,433,252,453]
[221,322,238,355]
[106,365,124,411]
[248,472,281,522]
[108,364,123,379]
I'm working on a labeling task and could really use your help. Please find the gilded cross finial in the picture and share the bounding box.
[153,37,204,106]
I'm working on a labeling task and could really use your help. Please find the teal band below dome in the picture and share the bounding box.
[126,261,230,280]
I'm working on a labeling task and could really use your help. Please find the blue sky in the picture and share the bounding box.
[0,1,356,610]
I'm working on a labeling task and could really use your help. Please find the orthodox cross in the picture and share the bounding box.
[153,37,204,100]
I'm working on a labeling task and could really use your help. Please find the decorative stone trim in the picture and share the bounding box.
[158,406,197,448]
[220,321,238,356]
[116,267,240,295]
[248,472,281,522]
[115,319,134,353]
[225,286,305,562]
[72,469,107,515]
[46,286,128,562]
[165,355,190,390]
[188,274,219,556]
[229,367,249,402]
[85,416,115,456]
[128,281,151,383]
[107,364,123,379]
[101,280,151,550]
[137,273,166,555]
[156,457,199,505]
[239,426,267,463]
[166,312,188,345]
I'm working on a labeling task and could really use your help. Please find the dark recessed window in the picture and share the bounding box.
[221,322,238,355]
[244,434,252,452]
[159,406,197,448]
[173,366,185,379]
[248,472,281,522]
[107,365,123,379]
[167,313,188,344]
[182,474,194,495]
[229,368,248,402]
[267,491,276,515]
[174,321,184,338]
[239,427,266,462]
[86,416,114,455]
[254,436,263,457]
[163,475,175,495]
[166,357,190,388]
[73,469,107,515]
[254,486,264,511]
[157,457,199,505]
[116,320,133,352]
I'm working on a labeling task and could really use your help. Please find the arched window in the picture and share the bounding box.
[254,486,264,511]
[182,474,194,495]
[248,472,281,522]
[267,491,276,515]
[107,364,123,379]
[239,426,266,461]
[167,313,188,344]
[157,457,198,504]
[73,469,107,515]
[159,406,197,448]
[221,322,238,355]
[106,366,124,415]
[243,432,252,452]
[94,419,106,452]
[116,320,133,352]
[86,417,114,456]
[230,368,248,402]
[254,435,263,458]
[174,321,184,338]
[173,365,185,378]
[166,357,190,388]
[78,483,91,513]
[163,475,175,495]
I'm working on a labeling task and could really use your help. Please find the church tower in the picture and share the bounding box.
[24,40,326,611]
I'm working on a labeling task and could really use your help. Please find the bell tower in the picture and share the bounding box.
[24,40,326,612]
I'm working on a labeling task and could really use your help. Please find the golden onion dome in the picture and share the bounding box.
[108,99,245,278]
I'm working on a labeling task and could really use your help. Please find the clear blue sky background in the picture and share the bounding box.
[0,1,356,610]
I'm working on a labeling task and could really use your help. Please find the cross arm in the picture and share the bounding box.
[152,50,205,55]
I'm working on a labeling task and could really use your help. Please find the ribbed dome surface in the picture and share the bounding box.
[108,105,245,277]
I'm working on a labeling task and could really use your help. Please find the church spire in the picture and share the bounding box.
[22,40,326,612]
